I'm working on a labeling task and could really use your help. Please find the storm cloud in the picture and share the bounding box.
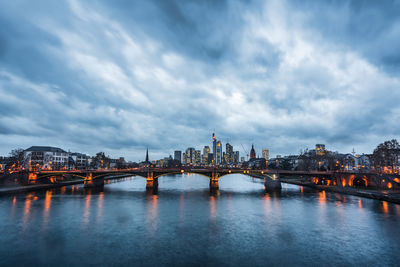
[0,0,400,161]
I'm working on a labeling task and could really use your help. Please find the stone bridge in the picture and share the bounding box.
[26,167,282,191]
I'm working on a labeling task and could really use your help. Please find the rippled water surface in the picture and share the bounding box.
[1,174,400,266]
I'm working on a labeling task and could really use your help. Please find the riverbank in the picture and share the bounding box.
[0,180,84,195]
[280,178,400,204]
[0,174,133,195]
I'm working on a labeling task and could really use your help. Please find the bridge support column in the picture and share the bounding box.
[28,173,37,185]
[84,173,104,188]
[210,172,219,190]
[264,173,281,191]
[146,172,158,189]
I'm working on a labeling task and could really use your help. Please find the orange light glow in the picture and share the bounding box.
[28,173,37,184]
[342,180,346,187]
[358,199,362,209]
[44,191,52,212]
[83,194,92,225]
[24,193,33,217]
[49,176,56,183]
[388,182,393,189]
[318,191,326,204]
[60,186,66,194]
[394,178,400,183]
[210,195,216,218]
[382,201,389,214]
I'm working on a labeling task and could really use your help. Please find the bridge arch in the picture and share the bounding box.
[352,176,368,188]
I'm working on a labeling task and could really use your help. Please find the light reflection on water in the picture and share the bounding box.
[0,174,400,266]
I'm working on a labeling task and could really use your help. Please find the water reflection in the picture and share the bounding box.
[2,175,400,266]
[10,196,17,219]
[382,201,389,214]
[179,193,184,221]
[146,194,158,236]
[42,190,52,226]
[210,195,216,219]
[319,191,327,205]
[97,192,104,222]
[60,186,66,194]
[23,193,34,226]
[83,194,91,225]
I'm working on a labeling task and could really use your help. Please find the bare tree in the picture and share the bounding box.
[7,148,25,171]
[371,139,400,172]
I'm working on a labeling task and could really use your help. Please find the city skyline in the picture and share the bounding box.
[0,132,391,163]
[1,1,400,161]
[1,2,400,266]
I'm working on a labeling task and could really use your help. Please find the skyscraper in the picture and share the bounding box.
[182,152,186,164]
[185,147,195,164]
[216,141,222,164]
[212,133,216,165]
[203,146,210,164]
[174,150,182,163]
[234,151,240,164]
[262,149,269,161]
[195,150,201,165]
[226,143,233,164]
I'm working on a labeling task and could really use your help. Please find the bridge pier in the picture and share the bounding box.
[210,179,219,190]
[146,177,158,188]
[27,173,38,185]
[264,173,281,191]
[146,172,158,190]
[84,173,104,188]
[209,171,219,190]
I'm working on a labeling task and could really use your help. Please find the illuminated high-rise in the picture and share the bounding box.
[226,143,233,164]
[185,147,195,164]
[262,149,269,160]
[195,150,201,165]
[216,141,222,164]
[212,133,216,164]
[174,150,182,163]
[203,146,210,164]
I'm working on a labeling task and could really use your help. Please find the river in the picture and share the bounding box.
[0,174,399,266]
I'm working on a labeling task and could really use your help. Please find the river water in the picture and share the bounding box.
[0,174,399,266]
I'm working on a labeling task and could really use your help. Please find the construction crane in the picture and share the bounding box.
[241,144,249,161]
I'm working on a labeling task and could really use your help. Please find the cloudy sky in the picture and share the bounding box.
[1,0,400,161]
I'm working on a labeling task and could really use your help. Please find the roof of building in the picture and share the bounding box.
[70,152,87,157]
[25,146,67,153]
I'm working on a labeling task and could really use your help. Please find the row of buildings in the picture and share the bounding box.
[0,142,387,172]
[0,146,130,171]
[268,144,374,172]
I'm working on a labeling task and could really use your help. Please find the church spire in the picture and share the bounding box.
[250,144,256,159]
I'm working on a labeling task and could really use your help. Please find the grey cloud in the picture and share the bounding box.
[0,0,400,160]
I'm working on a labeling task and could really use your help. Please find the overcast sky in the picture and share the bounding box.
[1,0,400,161]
